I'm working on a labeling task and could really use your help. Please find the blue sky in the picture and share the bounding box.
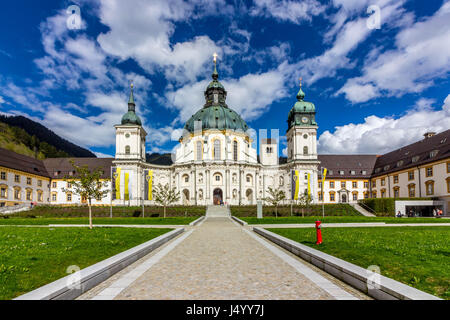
[0,0,449,158]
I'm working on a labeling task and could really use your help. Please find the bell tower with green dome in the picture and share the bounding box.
[114,83,147,162]
[286,78,318,162]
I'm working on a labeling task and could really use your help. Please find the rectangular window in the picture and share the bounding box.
[372,181,376,188]
[330,193,335,201]
[0,187,6,198]
[26,190,32,201]
[14,189,20,200]
[67,182,72,188]
[408,171,414,180]
[0,172,6,180]
[381,178,385,186]
[426,167,433,177]
[364,192,369,199]
[214,140,221,160]
[352,193,357,201]
[408,185,415,197]
[197,141,203,161]
[52,181,57,188]
[14,175,20,183]
[38,192,43,202]
[352,181,357,188]
[447,162,450,173]
[394,188,399,198]
[67,193,72,202]
[341,181,346,188]
[52,193,57,202]
[37,180,42,187]
[329,181,334,188]
[393,175,399,183]
[364,181,369,188]
[372,191,377,198]
[27,177,32,185]
[381,190,386,198]
[426,182,434,195]
[318,181,322,188]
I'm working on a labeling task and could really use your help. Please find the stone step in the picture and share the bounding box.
[206,205,230,217]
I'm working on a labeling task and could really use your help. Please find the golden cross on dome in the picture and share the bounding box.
[213,52,218,64]
[299,77,303,87]
[130,79,134,89]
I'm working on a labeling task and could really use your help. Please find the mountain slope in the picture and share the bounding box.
[0,115,95,158]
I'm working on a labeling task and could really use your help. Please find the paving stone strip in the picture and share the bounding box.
[249,222,450,228]
[84,217,359,300]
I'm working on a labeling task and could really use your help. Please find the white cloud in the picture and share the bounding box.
[338,1,450,103]
[279,0,408,86]
[0,96,5,104]
[94,152,113,158]
[96,0,222,84]
[318,94,450,154]
[250,0,326,24]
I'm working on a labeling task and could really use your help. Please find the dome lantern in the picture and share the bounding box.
[183,54,249,134]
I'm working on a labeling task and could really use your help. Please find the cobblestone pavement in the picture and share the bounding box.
[80,217,366,300]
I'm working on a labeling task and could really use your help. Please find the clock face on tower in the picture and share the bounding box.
[301,116,309,124]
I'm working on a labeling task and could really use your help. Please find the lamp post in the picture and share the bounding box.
[321,167,327,218]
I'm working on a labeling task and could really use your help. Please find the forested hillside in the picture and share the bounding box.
[0,115,95,158]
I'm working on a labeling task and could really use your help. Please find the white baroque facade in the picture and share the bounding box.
[112,64,320,206]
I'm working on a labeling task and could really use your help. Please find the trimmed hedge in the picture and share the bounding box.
[11,205,206,218]
[230,204,361,217]
[358,198,436,216]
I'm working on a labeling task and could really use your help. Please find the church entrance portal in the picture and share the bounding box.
[213,188,223,205]
[341,194,347,203]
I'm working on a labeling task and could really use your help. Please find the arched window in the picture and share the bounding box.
[303,146,308,155]
[233,140,238,161]
[196,141,202,161]
[214,140,221,160]
[125,145,130,155]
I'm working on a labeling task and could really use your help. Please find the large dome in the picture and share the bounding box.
[184,105,248,132]
[183,60,249,133]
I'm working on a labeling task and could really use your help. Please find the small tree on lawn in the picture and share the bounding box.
[153,183,180,218]
[298,191,313,218]
[264,187,286,218]
[62,160,109,229]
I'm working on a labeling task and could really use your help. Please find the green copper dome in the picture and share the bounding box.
[184,105,248,132]
[184,59,249,133]
[121,84,142,126]
[122,111,142,126]
[287,83,317,129]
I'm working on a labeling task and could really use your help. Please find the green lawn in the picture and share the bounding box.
[241,216,450,224]
[268,226,450,299]
[0,226,171,300]
[0,217,199,225]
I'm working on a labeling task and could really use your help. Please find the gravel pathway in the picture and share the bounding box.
[82,217,361,300]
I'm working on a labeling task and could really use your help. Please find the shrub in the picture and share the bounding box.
[132,210,142,217]
[358,197,434,216]
[230,204,361,217]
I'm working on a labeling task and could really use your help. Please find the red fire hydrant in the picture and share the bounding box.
[315,220,322,245]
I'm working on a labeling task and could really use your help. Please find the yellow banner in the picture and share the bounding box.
[124,172,129,201]
[307,173,311,196]
[148,170,153,201]
[292,170,300,200]
[115,167,121,200]
[322,168,327,183]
